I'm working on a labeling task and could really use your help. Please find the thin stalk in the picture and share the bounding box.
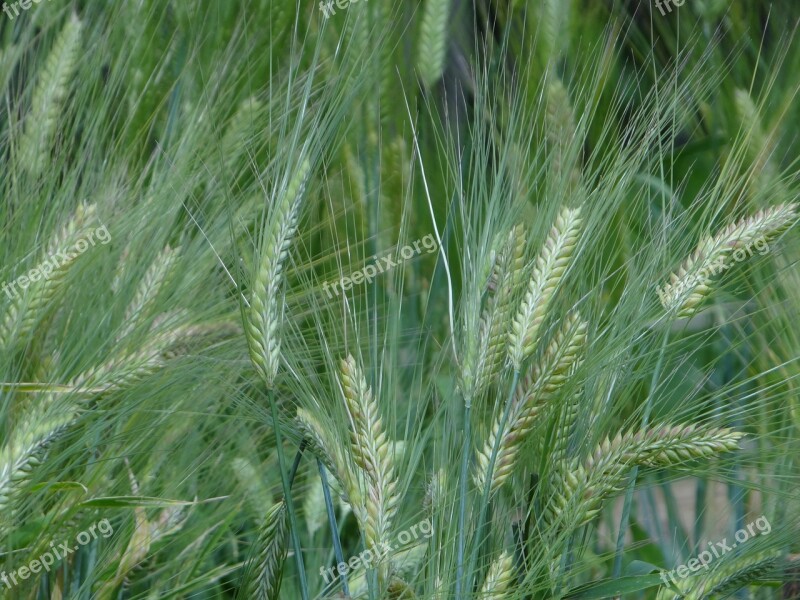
[455,396,472,600]
[612,327,670,578]
[267,387,309,600]
[318,458,350,597]
[289,439,308,486]
[466,370,521,595]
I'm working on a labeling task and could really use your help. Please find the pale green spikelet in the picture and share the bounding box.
[416,0,450,88]
[0,203,98,351]
[423,468,446,513]
[550,390,581,467]
[545,424,743,530]
[19,13,82,177]
[232,457,274,519]
[302,474,329,539]
[0,405,75,520]
[463,224,527,401]
[734,89,771,170]
[508,206,582,370]
[538,0,567,66]
[657,551,779,600]
[245,157,311,387]
[118,245,180,340]
[294,407,364,513]
[339,354,399,557]
[158,319,242,359]
[658,203,797,318]
[481,551,515,599]
[294,408,341,477]
[220,96,264,177]
[474,312,586,496]
[734,89,782,199]
[68,324,190,393]
[246,499,289,600]
[546,77,581,189]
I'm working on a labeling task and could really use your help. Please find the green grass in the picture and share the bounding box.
[1,1,799,598]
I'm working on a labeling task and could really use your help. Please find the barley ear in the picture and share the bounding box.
[220,97,264,177]
[339,354,399,560]
[416,0,450,88]
[481,551,515,599]
[545,424,743,530]
[464,224,527,400]
[658,203,797,318]
[245,499,289,600]
[508,206,582,370]
[118,245,180,340]
[232,457,274,519]
[658,551,779,600]
[475,312,586,496]
[68,324,190,393]
[0,203,97,352]
[294,408,340,477]
[0,406,74,529]
[19,13,82,177]
[245,158,310,387]
[546,78,581,189]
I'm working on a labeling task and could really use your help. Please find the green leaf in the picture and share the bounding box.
[78,495,227,509]
[29,481,89,494]
[564,574,665,599]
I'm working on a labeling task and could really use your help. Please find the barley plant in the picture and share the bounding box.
[2,1,800,599]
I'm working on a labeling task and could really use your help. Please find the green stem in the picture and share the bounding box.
[466,370,521,596]
[612,327,670,578]
[318,459,349,597]
[267,386,309,600]
[455,396,472,600]
[289,439,308,486]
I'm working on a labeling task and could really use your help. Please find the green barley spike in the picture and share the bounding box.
[118,245,180,341]
[545,424,743,530]
[472,224,527,398]
[658,203,797,318]
[657,551,778,600]
[508,206,582,371]
[416,0,450,88]
[19,13,82,178]
[339,354,399,557]
[474,312,586,496]
[295,408,340,477]
[232,457,274,519]
[245,157,310,387]
[220,97,264,177]
[246,499,289,600]
[481,551,515,599]
[0,405,75,521]
[0,203,97,352]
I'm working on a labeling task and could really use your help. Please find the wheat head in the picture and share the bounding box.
[658,203,797,318]
[245,158,310,387]
[508,206,582,371]
[339,354,399,560]
[474,312,587,496]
